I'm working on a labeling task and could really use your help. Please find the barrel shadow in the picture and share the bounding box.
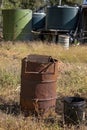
[44,97,63,126]
[0,97,21,116]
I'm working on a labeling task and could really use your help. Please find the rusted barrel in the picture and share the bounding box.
[20,54,58,115]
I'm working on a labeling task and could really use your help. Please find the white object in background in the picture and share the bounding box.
[83,0,87,4]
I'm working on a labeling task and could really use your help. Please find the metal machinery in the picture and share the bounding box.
[31,0,87,44]
[43,6,79,42]
[32,5,80,43]
[80,5,87,43]
[33,4,87,44]
[42,5,79,43]
[36,5,87,44]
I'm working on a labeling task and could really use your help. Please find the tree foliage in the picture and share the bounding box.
[2,0,82,10]
[2,0,45,10]
[47,0,82,5]
[2,0,20,9]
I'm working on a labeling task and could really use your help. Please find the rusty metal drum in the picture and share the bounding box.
[20,54,58,115]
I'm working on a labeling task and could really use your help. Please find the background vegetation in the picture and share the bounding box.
[1,0,83,10]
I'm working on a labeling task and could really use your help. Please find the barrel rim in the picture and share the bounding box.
[33,12,46,15]
[2,9,32,11]
[47,6,79,9]
[64,96,86,104]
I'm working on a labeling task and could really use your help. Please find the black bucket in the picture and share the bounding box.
[64,96,86,125]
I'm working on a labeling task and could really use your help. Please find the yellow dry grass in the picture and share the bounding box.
[0,41,86,130]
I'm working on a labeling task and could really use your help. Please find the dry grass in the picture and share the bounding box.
[0,41,87,130]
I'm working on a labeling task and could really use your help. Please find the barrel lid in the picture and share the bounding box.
[64,96,85,104]
[59,35,69,38]
[33,12,46,15]
[57,5,79,9]
[26,54,57,64]
[47,5,79,9]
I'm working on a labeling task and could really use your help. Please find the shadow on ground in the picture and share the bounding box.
[0,97,21,116]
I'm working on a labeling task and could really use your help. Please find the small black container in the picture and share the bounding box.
[64,96,86,125]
